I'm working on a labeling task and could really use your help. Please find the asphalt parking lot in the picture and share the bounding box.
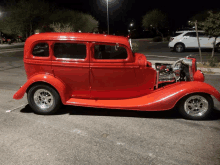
[0,45,220,165]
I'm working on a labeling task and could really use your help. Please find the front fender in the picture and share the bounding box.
[137,81,220,111]
[64,81,220,111]
[13,74,67,104]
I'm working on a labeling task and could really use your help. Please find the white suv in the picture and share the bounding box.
[169,30,220,52]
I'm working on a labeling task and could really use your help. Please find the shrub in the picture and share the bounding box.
[208,57,218,67]
[50,22,74,32]
[153,36,162,42]
[131,42,139,53]
[166,35,171,41]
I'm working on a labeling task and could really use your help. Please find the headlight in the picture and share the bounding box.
[182,58,192,66]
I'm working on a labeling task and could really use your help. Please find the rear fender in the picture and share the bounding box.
[13,74,67,104]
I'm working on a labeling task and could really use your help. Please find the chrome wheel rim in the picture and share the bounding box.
[176,44,183,52]
[184,95,208,117]
[33,89,54,110]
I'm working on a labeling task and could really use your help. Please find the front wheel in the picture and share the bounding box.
[175,43,185,53]
[27,84,61,115]
[178,93,213,120]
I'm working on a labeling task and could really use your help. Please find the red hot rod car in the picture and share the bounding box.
[13,32,220,119]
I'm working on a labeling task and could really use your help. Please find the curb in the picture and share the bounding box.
[131,39,169,43]
[148,60,220,74]
[0,42,24,48]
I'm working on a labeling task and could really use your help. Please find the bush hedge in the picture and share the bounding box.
[153,36,162,42]
[166,35,171,41]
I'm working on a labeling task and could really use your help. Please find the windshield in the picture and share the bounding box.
[128,38,136,56]
[129,38,135,56]
[129,38,132,50]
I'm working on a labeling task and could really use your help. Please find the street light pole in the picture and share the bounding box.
[0,12,2,44]
[107,0,109,34]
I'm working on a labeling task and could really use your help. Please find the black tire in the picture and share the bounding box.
[27,84,61,115]
[178,93,213,120]
[174,43,185,53]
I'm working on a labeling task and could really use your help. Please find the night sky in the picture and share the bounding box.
[1,0,220,34]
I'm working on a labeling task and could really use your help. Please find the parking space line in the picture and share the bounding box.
[6,104,27,113]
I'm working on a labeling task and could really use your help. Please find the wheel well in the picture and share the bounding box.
[175,92,212,108]
[26,81,59,95]
[174,42,185,48]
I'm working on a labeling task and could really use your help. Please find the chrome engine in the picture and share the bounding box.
[155,57,194,83]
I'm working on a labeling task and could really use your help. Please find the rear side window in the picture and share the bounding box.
[32,43,49,57]
[94,44,127,59]
[198,32,208,37]
[54,43,86,59]
[184,32,196,37]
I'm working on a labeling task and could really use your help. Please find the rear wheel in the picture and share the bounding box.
[27,84,61,115]
[178,93,213,120]
[175,43,185,53]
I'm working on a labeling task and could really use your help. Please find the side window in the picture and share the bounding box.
[172,32,183,37]
[184,32,196,37]
[54,43,86,59]
[198,32,207,37]
[32,43,49,57]
[94,44,127,60]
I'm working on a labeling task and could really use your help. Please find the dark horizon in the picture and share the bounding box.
[0,0,219,34]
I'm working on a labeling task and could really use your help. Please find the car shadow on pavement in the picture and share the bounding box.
[20,104,220,120]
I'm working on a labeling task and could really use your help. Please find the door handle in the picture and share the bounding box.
[90,68,93,77]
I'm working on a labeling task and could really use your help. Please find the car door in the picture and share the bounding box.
[51,41,90,99]
[198,32,215,48]
[183,32,198,48]
[90,42,139,99]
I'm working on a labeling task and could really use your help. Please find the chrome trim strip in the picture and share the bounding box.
[156,71,159,89]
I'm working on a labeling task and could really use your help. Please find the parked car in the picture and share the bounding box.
[1,36,16,44]
[169,30,220,52]
[13,32,220,119]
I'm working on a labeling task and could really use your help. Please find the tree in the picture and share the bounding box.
[142,9,168,40]
[0,0,51,37]
[189,10,210,23]
[0,0,98,37]
[49,23,74,32]
[202,11,220,64]
[48,10,98,33]
[189,11,220,64]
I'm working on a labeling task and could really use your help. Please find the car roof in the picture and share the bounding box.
[25,32,129,45]
[176,30,204,33]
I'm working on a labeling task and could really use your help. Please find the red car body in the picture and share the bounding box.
[13,32,220,118]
